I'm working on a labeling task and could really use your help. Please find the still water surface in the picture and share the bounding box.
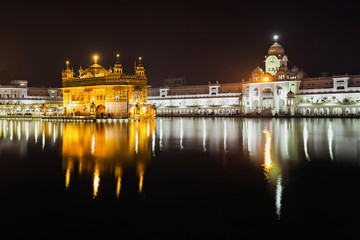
[0,117,359,239]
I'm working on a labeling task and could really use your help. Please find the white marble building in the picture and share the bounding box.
[0,80,62,116]
[148,37,360,117]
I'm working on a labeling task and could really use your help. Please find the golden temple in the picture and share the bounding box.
[61,55,155,120]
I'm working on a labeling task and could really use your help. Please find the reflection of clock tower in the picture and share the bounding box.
[265,35,288,76]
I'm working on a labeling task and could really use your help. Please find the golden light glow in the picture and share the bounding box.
[61,121,155,197]
[263,77,269,81]
[93,168,100,198]
[65,167,71,189]
[93,55,98,63]
[115,166,122,198]
[116,54,120,58]
[262,129,273,180]
[66,61,69,65]
[139,57,142,61]
[138,163,144,194]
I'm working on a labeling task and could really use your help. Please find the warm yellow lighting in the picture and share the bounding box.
[139,57,142,61]
[66,61,69,66]
[115,166,122,198]
[262,129,272,180]
[138,163,144,194]
[93,168,100,198]
[65,168,71,189]
[93,55,99,63]
[263,77,269,81]
[116,54,120,58]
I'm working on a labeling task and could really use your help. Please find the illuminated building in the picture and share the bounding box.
[149,36,360,116]
[0,80,62,116]
[61,55,155,120]
[148,81,242,115]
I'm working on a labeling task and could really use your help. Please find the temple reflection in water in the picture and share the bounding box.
[61,121,154,197]
[0,118,360,210]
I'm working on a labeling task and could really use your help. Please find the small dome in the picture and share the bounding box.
[268,42,284,56]
[290,66,299,73]
[286,90,295,98]
[296,71,304,79]
[279,64,288,72]
[252,66,264,74]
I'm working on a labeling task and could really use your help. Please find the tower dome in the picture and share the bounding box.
[268,42,285,56]
[252,65,264,74]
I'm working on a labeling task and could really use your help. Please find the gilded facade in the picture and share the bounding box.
[61,55,155,120]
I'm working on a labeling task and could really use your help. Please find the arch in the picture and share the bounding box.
[332,108,343,115]
[325,108,330,116]
[345,108,351,115]
[96,105,106,118]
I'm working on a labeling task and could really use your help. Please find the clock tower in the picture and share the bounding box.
[265,35,288,76]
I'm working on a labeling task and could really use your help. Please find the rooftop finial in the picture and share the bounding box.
[66,61,70,69]
[93,55,99,64]
[116,54,120,61]
[273,35,279,42]
[139,57,142,63]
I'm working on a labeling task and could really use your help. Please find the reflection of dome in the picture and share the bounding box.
[286,90,295,98]
[268,42,284,56]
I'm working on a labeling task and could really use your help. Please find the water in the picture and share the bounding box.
[0,118,359,239]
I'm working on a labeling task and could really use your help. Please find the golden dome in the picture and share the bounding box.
[268,42,284,56]
[80,63,109,78]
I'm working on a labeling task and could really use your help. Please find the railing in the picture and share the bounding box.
[148,93,240,100]
[63,75,147,87]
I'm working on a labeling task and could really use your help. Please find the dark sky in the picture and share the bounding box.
[0,0,359,87]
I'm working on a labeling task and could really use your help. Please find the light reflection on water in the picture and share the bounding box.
[0,118,360,221]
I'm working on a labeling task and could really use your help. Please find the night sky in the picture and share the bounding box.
[0,0,359,87]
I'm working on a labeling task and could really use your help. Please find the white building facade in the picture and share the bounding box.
[148,38,360,117]
[0,80,62,116]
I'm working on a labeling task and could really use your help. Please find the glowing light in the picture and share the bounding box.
[42,129,45,151]
[115,166,122,198]
[159,119,163,151]
[152,129,156,156]
[274,35,279,41]
[303,122,310,161]
[138,164,144,194]
[180,119,184,150]
[91,133,95,155]
[263,77,269,81]
[275,175,283,220]
[328,122,334,161]
[93,55,99,63]
[262,129,272,180]
[93,168,100,198]
[65,167,71,189]
[116,54,120,58]
[203,119,206,152]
